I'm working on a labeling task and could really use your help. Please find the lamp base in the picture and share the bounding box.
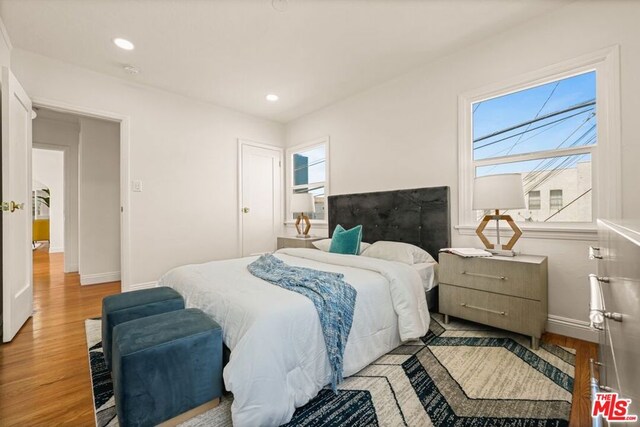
[295,213,311,237]
[488,248,517,257]
[475,210,522,251]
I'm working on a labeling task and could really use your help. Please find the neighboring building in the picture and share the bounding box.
[517,160,591,223]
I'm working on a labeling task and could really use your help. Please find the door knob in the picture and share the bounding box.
[1,201,24,212]
[242,207,250,213]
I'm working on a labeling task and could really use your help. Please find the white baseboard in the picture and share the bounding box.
[81,271,121,286]
[547,314,599,343]
[125,281,158,292]
[48,246,64,253]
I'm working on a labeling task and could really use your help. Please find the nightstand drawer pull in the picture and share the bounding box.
[460,302,507,316]
[461,271,506,281]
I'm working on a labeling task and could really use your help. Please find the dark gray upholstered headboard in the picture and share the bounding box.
[328,186,450,261]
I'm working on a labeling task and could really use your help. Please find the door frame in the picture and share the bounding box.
[31,143,68,255]
[31,97,131,290]
[237,139,283,257]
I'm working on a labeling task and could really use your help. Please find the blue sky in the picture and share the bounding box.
[473,71,596,172]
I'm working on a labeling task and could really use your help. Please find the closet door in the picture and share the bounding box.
[239,141,282,257]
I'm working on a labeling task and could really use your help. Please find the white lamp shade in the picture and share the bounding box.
[473,173,526,210]
[291,193,315,213]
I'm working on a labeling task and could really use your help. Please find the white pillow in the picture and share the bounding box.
[361,241,435,265]
[312,238,371,254]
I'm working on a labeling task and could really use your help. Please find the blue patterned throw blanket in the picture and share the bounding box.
[247,254,357,391]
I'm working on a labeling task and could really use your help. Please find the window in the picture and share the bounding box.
[550,189,563,210]
[472,71,595,224]
[458,48,621,236]
[287,137,329,222]
[528,190,541,210]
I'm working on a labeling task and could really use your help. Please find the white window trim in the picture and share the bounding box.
[285,136,330,226]
[456,46,621,241]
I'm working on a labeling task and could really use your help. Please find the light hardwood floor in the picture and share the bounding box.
[0,246,119,426]
[0,246,596,426]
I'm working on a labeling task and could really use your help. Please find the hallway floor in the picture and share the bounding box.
[0,245,119,425]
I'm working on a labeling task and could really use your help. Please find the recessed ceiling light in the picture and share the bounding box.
[266,94,279,102]
[113,38,135,50]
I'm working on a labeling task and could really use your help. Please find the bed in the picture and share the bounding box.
[159,186,450,426]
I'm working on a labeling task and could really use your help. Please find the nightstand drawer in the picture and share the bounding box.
[439,284,543,338]
[439,253,543,300]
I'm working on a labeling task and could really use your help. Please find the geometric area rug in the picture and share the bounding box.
[85,314,575,426]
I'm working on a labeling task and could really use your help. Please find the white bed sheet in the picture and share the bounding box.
[413,261,439,291]
[159,248,429,426]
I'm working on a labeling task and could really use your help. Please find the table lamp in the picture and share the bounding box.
[291,193,315,238]
[473,174,526,256]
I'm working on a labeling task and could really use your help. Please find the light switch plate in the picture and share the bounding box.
[132,180,143,192]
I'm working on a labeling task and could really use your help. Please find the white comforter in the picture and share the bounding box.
[159,248,430,426]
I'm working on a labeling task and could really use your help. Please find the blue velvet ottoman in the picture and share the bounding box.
[112,308,223,427]
[102,287,184,370]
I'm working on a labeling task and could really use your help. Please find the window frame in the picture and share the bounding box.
[457,47,621,241]
[549,189,564,211]
[285,136,330,225]
[528,190,541,211]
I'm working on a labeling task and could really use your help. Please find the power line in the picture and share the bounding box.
[522,118,596,190]
[524,152,590,194]
[474,108,594,151]
[504,82,560,157]
[543,188,592,222]
[473,99,595,144]
[482,82,560,174]
[293,158,325,173]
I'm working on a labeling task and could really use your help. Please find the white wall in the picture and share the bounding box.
[32,149,64,252]
[33,117,80,272]
[285,1,640,341]
[0,17,10,68]
[12,49,285,289]
[78,117,120,284]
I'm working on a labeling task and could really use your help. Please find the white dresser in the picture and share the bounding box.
[590,219,640,426]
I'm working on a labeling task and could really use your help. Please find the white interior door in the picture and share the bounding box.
[240,141,282,257]
[2,67,33,342]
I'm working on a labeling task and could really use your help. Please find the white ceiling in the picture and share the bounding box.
[0,0,570,123]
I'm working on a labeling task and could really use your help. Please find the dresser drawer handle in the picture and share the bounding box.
[460,302,506,316]
[589,246,603,260]
[604,312,623,322]
[461,271,506,280]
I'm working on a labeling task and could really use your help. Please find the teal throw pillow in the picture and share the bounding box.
[329,224,363,255]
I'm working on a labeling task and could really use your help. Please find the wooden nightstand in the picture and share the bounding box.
[276,236,324,250]
[438,253,548,349]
